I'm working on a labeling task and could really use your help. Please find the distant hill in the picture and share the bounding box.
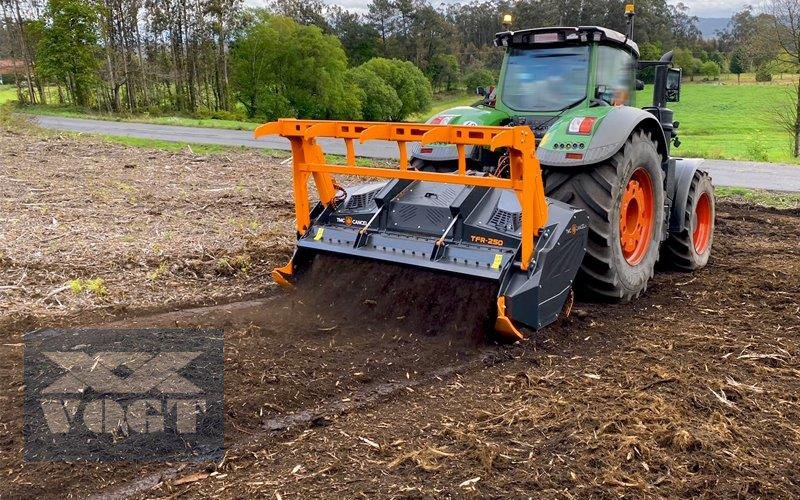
[697,17,730,39]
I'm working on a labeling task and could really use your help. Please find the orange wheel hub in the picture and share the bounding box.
[693,192,712,254]
[619,168,655,266]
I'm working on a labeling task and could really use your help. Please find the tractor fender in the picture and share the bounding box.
[538,107,669,167]
[669,158,706,233]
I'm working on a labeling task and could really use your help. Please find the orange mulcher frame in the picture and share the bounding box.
[255,119,548,267]
[255,119,550,340]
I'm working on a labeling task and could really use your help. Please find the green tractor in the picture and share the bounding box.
[409,8,715,302]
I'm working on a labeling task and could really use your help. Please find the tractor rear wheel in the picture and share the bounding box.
[662,171,715,270]
[544,130,664,302]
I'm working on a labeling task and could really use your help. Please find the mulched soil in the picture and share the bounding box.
[0,127,295,332]
[1,129,799,498]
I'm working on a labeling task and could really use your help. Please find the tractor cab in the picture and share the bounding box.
[411,24,682,173]
[494,27,639,121]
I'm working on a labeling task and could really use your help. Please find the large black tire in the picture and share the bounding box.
[662,171,715,271]
[543,130,665,302]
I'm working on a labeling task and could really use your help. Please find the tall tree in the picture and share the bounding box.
[38,0,99,106]
[718,7,780,70]
[769,0,800,157]
[729,49,745,83]
[268,0,328,31]
[366,0,397,55]
[230,13,359,120]
[328,6,379,65]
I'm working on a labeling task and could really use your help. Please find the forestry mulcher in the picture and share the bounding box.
[256,5,715,340]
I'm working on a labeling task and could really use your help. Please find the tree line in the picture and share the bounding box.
[0,0,789,121]
[665,5,800,83]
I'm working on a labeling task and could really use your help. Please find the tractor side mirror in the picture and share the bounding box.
[476,86,487,97]
[666,68,682,102]
[635,79,645,91]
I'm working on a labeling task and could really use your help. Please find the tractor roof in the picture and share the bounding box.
[494,26,640,57]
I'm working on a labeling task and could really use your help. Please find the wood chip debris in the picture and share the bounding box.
[173,472,209,486]
[459,477,481,488]
[359,436,381,449]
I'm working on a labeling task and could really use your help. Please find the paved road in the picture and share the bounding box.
[34,115,800,192]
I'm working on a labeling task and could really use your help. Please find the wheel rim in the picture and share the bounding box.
[619,168,655,266]
[693,192,712,254]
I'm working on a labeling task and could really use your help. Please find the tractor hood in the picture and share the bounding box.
[412,104,666,169]
[425,106,510,127]
[410,106,510,163]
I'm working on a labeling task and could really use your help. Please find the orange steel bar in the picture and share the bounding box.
[254,119,548,271]
[398,142,409,170]
[344,138,356,166]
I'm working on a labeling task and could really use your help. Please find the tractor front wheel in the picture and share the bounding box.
[544,130,665,302]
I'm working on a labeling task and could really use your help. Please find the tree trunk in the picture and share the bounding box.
[12,0,36,105]
[135,25,149,108]
[795,78,800,158]
[1,0,27,104]
[105,42,120,112]
[216,11,229,111]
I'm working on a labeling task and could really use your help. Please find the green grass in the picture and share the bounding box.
[140,115,258,131]
[657,84,798,164]
[0,85,17,105]
[94,133,386,167]
[408,92,477,122]
[84,133,290,157]
[715,186,800,209]
[20,104,260,131]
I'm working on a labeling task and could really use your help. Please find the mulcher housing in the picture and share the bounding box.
[257,120,588,340]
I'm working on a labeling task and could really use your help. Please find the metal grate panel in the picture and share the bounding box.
[489,207,522,232]
[345,191,377,210]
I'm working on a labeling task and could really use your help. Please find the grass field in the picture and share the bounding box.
[0,85,17,104]
[407,92,480,122]
[661,84,797,163]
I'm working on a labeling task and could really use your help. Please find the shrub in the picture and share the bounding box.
[463,68,496,93]
[211,109,246,121]
[429,53,460,91]
[347,66,402,121]
[359,58,432,120]
[755,66,773,82]
[701,61,721,80]
[194,106,213,119]
[256,93,295,122]
[745,133,769,161]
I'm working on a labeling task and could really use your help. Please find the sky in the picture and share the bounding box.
[677,0,747,17]
[318,1,747,18]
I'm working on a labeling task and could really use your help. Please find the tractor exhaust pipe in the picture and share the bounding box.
[653,51,675,108]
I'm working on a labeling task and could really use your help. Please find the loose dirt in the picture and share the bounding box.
[1,130,799,498]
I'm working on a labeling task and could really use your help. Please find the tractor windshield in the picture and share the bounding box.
[502,46,590,112]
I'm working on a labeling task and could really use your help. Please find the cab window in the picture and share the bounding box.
[502,46,590,112]
[596,46,635,106]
